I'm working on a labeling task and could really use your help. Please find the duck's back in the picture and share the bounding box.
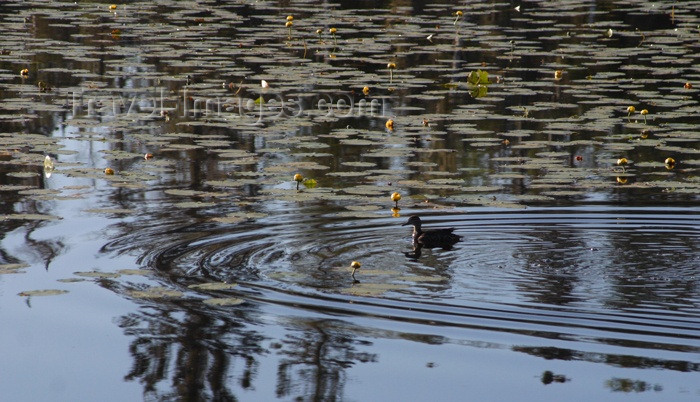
[417,227,461,248]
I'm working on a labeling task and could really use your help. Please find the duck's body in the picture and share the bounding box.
[402,215,461,249]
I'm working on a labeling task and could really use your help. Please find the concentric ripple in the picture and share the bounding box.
[125,205,699,306]
[99,204,700,376]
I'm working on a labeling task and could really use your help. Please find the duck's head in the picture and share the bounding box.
[402,215,422,227]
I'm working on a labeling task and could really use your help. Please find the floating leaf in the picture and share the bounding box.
[188,282,238,290]
[73,271,121,279]
[202,297,245,306]
[469,84,488,98]
[18,289,69,297]
[128,287,184,299]
[467,69,489,85]
[302,178,318,188]
[0,263,28,275]
[3,213,60,221]
[117,269,152,276]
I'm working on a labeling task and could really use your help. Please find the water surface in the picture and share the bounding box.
[0,1,698,400]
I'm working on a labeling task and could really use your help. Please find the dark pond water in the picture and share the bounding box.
[0,0,698,400]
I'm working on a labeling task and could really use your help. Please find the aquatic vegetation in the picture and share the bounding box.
[640,109,649,124]
[285,21,293,40]
[350,261,361,280]
[43,155,55,178]
[665,157,676,169]
[19,68,28,77]
[467,70,490,98]
[329,27,338,47]
[1,2,699,399]
[104,167,115,175]
[391,192,401,208]
[453,10,463,25]
[18,289,68,297]
[387,62,396,83]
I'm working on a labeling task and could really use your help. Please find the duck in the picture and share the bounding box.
[402,215,461,249]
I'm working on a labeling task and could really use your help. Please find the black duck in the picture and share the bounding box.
[402,215,461,249]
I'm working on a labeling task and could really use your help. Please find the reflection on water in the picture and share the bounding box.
[0,0,699,400]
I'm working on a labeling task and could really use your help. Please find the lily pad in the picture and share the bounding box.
[202,297,245,306]
[18,289,69,297]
